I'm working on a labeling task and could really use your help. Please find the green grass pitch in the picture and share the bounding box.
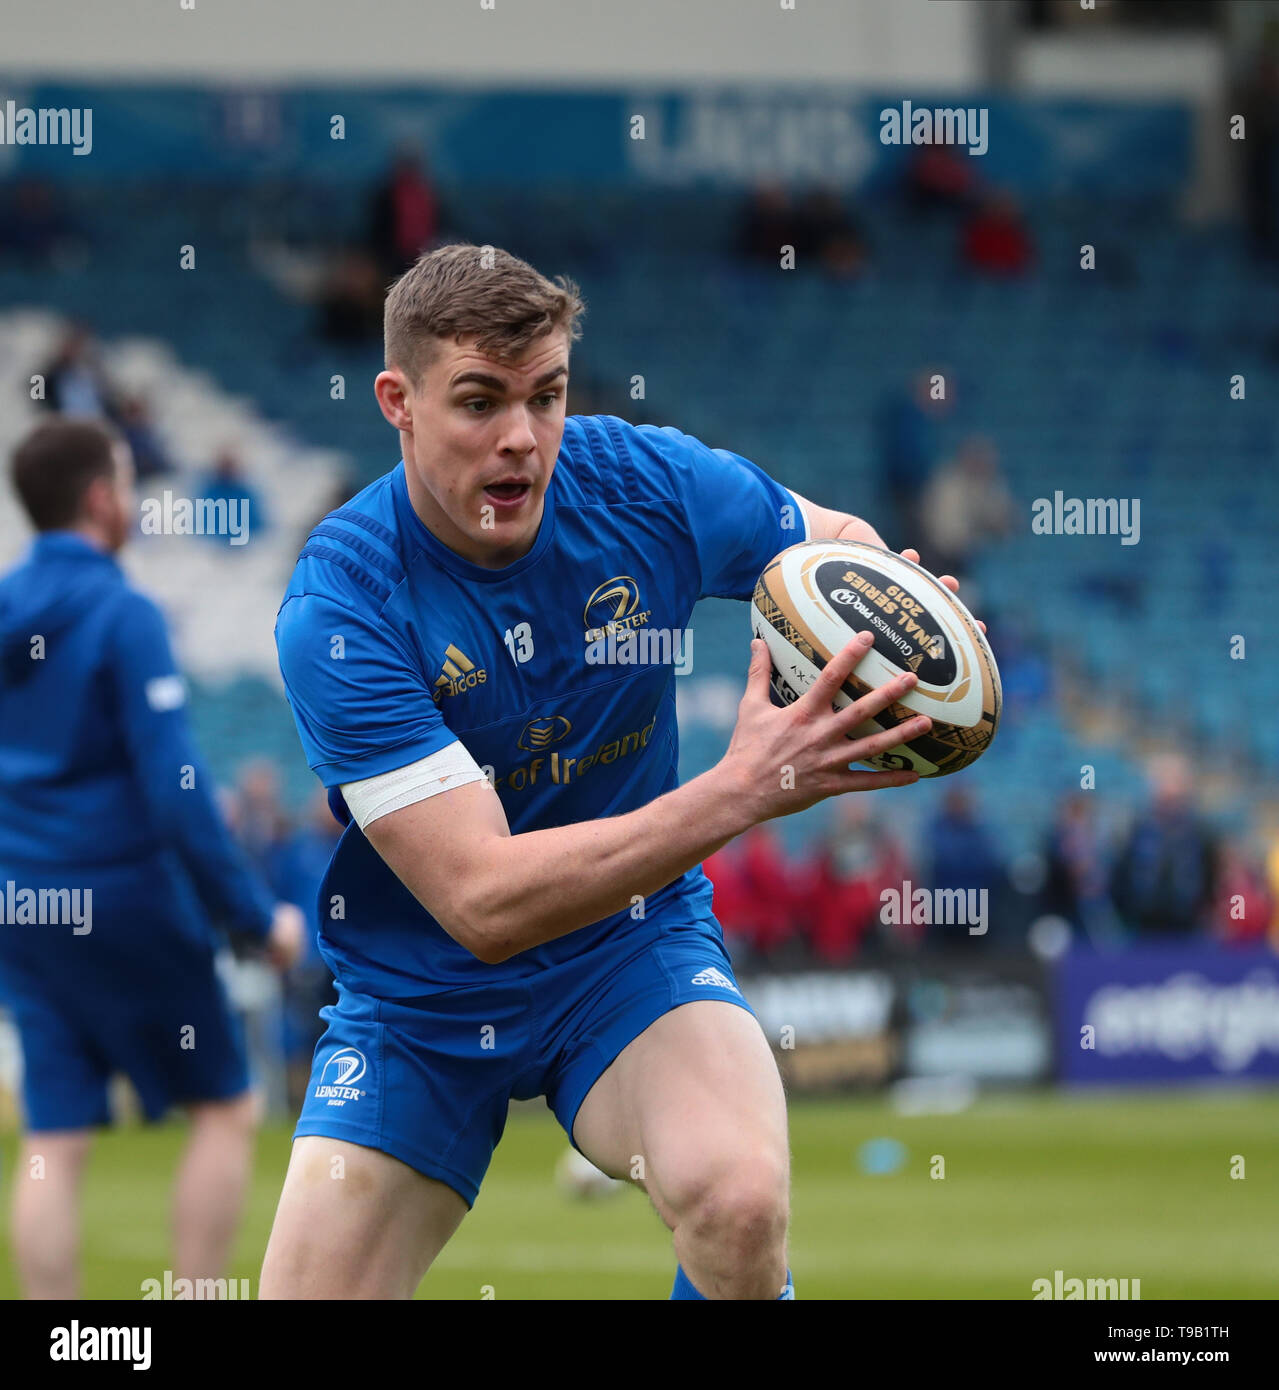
[1,1088,1275,1299]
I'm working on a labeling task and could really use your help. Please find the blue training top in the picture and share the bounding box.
[0,531,273,937]
[275,414,808,999]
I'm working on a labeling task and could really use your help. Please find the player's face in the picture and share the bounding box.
[397,331,569,568]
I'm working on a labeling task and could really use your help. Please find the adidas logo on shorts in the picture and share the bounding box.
[690,966,740,995]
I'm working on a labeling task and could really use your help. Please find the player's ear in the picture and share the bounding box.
[80,471,116,525]
[374,369,414,431]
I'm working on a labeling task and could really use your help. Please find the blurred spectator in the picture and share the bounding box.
[0,176,86,268]
[703,842,750,954]
[793,187,868,280]
[1265,826,1279,949]
[962,191,1034,277]
[919,435,1014,578]
[873,368,952,550]
[704,826,798,965]
[118,395,176,480]
[926,787,1004,944]
[229,760,291,885]
[194,448,269,539]
[904,147,980,216]
[1041,794,1117,943]
[369,149,443,276]
[739,826,800,960]
[804,800,913,962]
[1110,753,1220,938]
[34,325,119,420]
[1212,840,1274,945]
[736,180,794,264]
[1234,46,1279,263]
[316,247,385,344]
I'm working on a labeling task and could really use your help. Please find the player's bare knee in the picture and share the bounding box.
[19,1130,93,1180]
[22,1130,92,1159]
[675,1161,789,1260]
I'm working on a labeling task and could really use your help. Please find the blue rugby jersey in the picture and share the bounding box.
[275,414,808,997]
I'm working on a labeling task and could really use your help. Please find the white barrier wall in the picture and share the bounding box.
[3,0,982,88]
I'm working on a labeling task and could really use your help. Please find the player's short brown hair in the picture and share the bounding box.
[384,242,586,386]
[10,417,121,532]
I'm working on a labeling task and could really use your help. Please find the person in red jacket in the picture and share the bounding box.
[1212,840,1274,945]
[962,191,1034,276]
[369,150,441,275]
[703,827,797,963]
[702,843,751,953]
[804,800,913,963]
[740,825,797,957]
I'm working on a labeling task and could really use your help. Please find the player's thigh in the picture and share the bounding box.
[259,1135,468,1299]
[572,1000,789,1222]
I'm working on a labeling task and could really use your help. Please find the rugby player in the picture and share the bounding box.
[0,418,304,1298]
[261,243,978,1300]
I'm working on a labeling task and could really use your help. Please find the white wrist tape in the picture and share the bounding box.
[340,741,490,831]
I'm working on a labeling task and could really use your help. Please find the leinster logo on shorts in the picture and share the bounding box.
[314,1047,368,1106]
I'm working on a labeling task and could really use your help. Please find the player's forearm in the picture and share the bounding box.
[466,762,758,962]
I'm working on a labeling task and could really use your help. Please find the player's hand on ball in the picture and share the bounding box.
[725,636,931,820]
[899,548,987,634]
[265,901,306,972]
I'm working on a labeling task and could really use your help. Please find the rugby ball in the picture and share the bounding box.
[750,541,1000,778]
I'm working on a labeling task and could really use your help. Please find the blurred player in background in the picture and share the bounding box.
[0,419,304,1299]
[261,243,978,1300]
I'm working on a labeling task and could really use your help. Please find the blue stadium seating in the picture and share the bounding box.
[2,183,1272,856]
